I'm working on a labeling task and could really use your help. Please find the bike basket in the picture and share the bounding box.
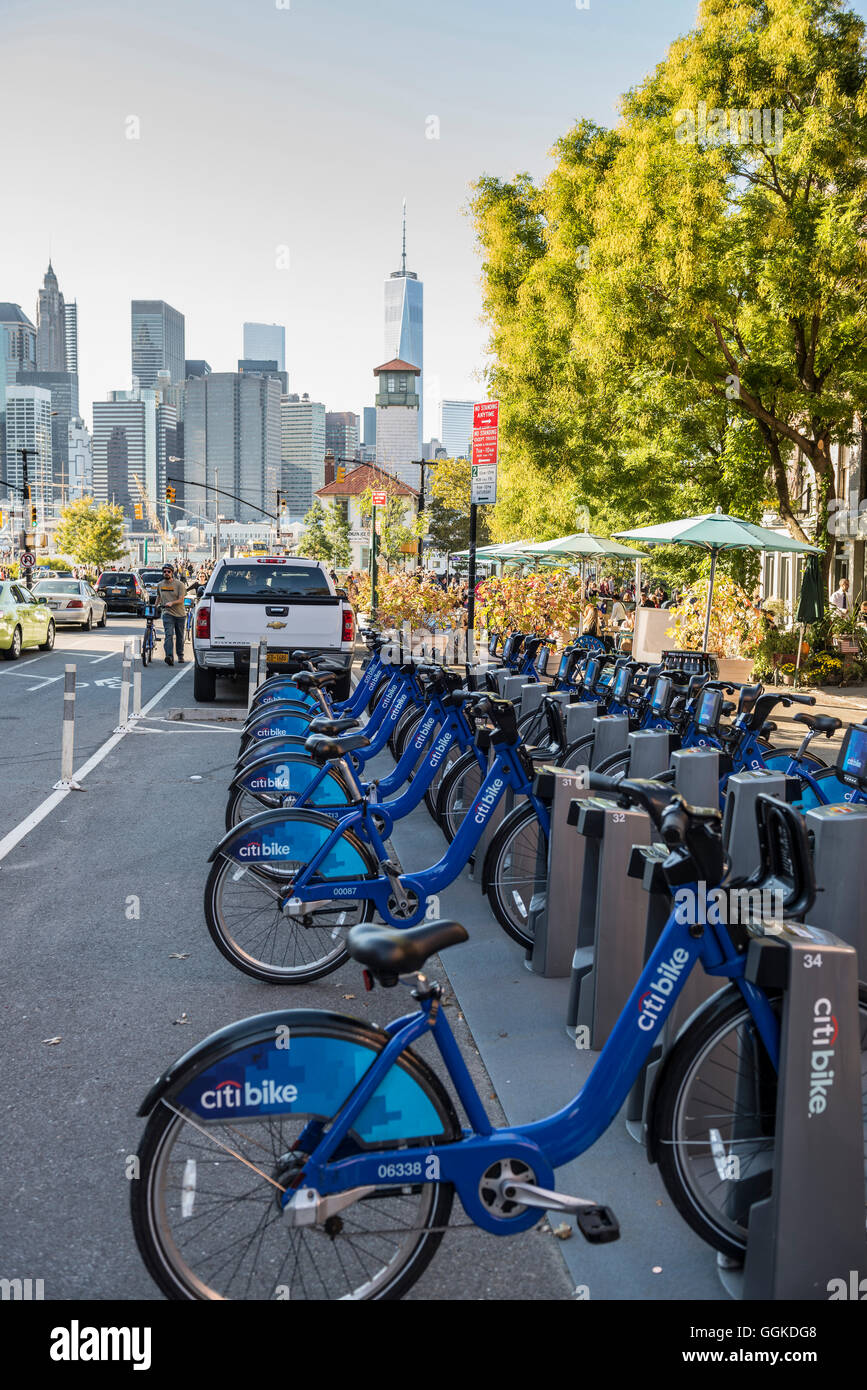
[661,649,717,677]
[143,604,157,618]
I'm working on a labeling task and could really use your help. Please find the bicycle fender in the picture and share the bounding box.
[230,754,353,806]
[137,1010,460,1149]
[208,807,375,877]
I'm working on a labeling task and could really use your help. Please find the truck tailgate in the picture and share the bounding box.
[210,595,342,648]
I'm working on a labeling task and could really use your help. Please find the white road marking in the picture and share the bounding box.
[0,652,56,676]
[89,651,117,665]
[0,665,190,865]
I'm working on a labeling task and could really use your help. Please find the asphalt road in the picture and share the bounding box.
[0,647,574,1302]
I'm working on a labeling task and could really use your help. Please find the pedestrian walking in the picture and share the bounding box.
[155,563,187,666]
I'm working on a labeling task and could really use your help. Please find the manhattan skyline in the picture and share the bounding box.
[9,0,864,438]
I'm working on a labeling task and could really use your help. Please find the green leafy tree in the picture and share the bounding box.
[359,484,423,570]
[54,499,127,569]
[298,499,332,561]
[426,458,492,553]
[325,501,352,569]
[471,0,867,586]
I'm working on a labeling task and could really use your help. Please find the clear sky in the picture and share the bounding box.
[4,0,867,435]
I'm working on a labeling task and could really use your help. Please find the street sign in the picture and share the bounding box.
[471,401,499,504]
[20,551,36,567]
[371,491,387,507]
[348,529,372,543]
[471,463,497,505]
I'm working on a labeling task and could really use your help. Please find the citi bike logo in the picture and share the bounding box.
[637,948,690,1031]
[238,841,297,859]
[808,997,838,1116]
[200,1078,299,1110]
[474,779,503,824]
[429,731,452,767]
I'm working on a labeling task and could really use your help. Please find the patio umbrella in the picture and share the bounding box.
[520,532,649,561]
[615,508,822,654]
[794,553,824,678]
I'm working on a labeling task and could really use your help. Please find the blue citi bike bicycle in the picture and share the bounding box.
[203,696,552,981]
[133,767,867,1299]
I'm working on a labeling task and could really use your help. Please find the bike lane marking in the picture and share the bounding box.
[0,664,191,865]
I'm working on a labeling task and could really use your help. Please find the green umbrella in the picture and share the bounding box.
[795,553,824,625]
[520,532,649,561]
[615,508,822,653]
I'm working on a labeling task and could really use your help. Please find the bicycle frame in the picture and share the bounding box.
[278,894,780,1234]
[227,736,550,928]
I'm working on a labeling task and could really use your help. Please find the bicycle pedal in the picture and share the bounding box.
[575,1205,620,1244]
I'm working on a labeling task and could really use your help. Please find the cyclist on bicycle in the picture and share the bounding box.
[155,563,187,667]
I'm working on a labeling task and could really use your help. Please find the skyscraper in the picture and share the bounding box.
[325,411,360,465]
[374,358,421,491]
[243,323,285,371]
[0,304,36,373]
[362,405,376,447]
[67,418,93,500]
[183,373,281,524]
[65,301,78,374]
[131,300,185,388]
[92,387,177,524]
[36,264,67,371]
[439,400,474,459]
[25,371,79,504]
[5,385,52,513]
[281,393,326,518]
[384,202,423,451]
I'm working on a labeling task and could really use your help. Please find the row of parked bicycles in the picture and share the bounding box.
[201,627,863,983]
[130,627,867,1300]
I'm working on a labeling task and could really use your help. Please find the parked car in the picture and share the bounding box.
[96,570,146,616]
[0,581,55,658]
[192,557,355,702]
[31,578,108,629]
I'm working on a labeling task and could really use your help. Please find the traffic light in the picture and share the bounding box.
[336,465,346,484]
[30,505,37,527]
[134,503,143,520]
[166,485,176,503]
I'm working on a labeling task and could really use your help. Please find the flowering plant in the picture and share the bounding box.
[475,571,583,639]
[665,578,764,658]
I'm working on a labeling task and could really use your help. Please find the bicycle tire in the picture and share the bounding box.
[560,735,595,773]
[423,743,465,824]
[204,821,378,984]
[651,983,867,1259]
[390,705,426,764]
[141,629,151,667]
[435,750,483,843]
[131,1017,459,1300]
[517,705,547,749]
[592,750,629,779]
[483,801,548,950]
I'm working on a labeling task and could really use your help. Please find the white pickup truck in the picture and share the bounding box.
[192,557,356,702]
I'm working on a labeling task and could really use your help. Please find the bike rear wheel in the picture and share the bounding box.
[132,1020,458,1300]
[652,984,867,1258]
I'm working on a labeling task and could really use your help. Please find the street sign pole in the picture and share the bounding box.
[467,502,478,637]
[469,401,500,651]
[370,490,387,619]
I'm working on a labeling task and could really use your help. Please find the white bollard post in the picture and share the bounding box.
[247,642,261,710]
[117,640,132,730]
[54,664,83,789]
[132,637,142,717]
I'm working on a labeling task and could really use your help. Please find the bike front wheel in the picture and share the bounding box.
[435,750,483,843]
[483,802,548,949]
[132,1019,458,1300]
[652,983,867,1258]
[204,819,378,983]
